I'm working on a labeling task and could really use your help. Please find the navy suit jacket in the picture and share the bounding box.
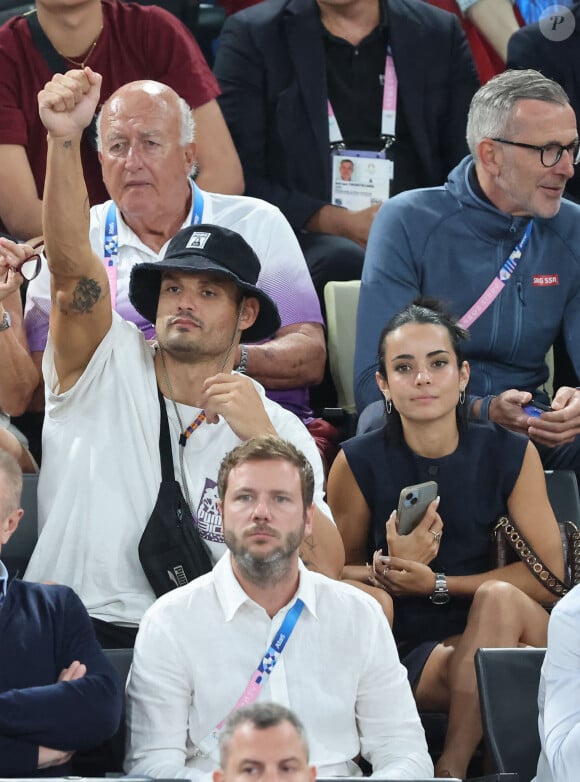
[214,0,479,230]
[508,3,580,203]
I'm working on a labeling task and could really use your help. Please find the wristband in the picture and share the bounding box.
[473,394,495,422]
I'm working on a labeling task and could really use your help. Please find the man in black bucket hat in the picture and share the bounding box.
[19,68,343,650]
[129,223,281,345]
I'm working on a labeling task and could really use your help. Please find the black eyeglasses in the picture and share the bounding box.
[492,137,580,168]
[3,241,43,283]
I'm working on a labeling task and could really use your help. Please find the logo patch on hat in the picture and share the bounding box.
[186,231,212,249]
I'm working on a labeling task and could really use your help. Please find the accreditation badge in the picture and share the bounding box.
[331,149,392,210]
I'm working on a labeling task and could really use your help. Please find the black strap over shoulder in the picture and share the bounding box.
[25,10,67,73]
[138,389,213,597]
[25,10,99,150]
[158,386,175,483]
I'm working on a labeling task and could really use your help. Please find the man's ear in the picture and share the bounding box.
[0,508,23,547]
[213,769,225,782]
[477,138,502,176]
[238,297,259,333]
[184,142,197,175]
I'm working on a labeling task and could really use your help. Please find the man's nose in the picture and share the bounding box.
[555,147,576,178]
[124,144,143,168]
[252,498,271,518]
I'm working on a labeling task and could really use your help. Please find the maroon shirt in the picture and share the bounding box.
[0,0,219,211]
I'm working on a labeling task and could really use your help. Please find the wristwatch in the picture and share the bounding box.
[0,310,11,331]
[430,573,450,605]
[235,344,248,375]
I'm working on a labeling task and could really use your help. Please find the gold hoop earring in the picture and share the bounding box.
[459,388,466,405]
[385,397,392,414]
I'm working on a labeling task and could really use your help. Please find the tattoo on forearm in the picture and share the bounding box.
[69,277,101,313]
[63,140,72,148]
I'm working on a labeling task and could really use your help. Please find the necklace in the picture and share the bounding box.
[56,24,103,69]
[158,346,206,515]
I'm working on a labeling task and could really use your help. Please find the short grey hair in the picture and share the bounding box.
[466,69,571,160]
[95,89,196,152]
[218,703,310,769]
[0,450,22,519]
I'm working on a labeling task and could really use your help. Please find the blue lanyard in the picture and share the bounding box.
[215,598,305,730]
[102,181,205,268]
[256,597,304,677]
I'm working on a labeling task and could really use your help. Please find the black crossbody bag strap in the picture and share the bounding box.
[138,390,213,597]
[158,386,177,483]
[25,11,99,150]
[25,10,67,73]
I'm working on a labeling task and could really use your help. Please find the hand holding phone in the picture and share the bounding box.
[397,481,438,535]
[522,399,553,418]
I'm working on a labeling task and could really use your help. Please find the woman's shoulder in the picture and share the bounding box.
[341,426,398,461]
[343,426,385,447]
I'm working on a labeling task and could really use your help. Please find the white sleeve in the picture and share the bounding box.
[357,603,434,779]
[540,588,580,782]
[125,607,212,781]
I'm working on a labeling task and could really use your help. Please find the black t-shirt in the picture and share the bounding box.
[322,6,423,194]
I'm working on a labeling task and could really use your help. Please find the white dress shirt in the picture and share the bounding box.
[534,584,580,782]
[125,554,433,780]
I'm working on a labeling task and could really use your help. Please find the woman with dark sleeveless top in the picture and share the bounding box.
[327,299,564,778]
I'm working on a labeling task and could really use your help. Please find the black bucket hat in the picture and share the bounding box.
[129,224,281,343]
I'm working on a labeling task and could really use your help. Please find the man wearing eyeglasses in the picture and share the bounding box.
[0,240,40,472]
[354,68,580,480]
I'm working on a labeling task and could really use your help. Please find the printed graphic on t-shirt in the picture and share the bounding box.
[195,479,224,542]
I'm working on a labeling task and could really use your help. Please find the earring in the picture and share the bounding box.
[459,388,466,405]
[385,397,392,414]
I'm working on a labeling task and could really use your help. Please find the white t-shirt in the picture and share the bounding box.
[24,314,330,626]
[125,554,433,780]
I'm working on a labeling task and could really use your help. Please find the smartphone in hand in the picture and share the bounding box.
[522,399,553,418]
[397,481,438,535]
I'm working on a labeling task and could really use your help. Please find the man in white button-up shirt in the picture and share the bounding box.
[534,584,580,782]
[125,436,433,780]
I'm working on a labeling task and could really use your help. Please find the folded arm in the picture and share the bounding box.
[0,588,122,774]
